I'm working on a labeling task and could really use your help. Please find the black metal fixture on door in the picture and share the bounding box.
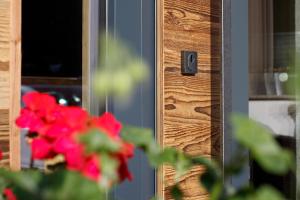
[181,51,198,75]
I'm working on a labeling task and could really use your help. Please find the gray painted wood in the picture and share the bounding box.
[106,0,156,199]
[223,0,250,187]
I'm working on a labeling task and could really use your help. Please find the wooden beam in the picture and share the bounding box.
[9,0,21,170]
[0,0,21,170]
[156,0,164,198]
[156,0,222,199]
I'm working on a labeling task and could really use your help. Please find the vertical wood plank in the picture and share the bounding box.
[0,0,11,168]
[0,109,9,167]
[0,0,21,170]
[9,0,21,170]
[157,0,222,199]
[156,0,165,198]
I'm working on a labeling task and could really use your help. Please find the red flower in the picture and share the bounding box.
[93,112,122,138]
[120,143,134,158]
[0,150,2,160]
[53,136,77,154]
[31,138,53,159]
[15,109,44,132]
[44,105,65,123]
[82,156,101,181]
[22,92,57,115]
[41,123,72,140]
[3,188,17,200]
[65,146,85,170]
[16,92,135,184]
[59,107,88,132]
[118,156,133,182]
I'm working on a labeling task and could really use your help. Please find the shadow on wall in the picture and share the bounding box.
[210,0,222,160]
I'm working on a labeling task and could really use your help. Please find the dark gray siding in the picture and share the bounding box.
[107,0,156,199]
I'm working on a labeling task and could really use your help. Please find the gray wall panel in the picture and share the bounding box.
[106,0,156,199]
[223,0,249,187]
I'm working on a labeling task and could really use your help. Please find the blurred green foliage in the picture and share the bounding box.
[0,35,296,200]
[0,170,106,200]
[93,34,149,102]
[3,113,292,200]
[121,115,294,200]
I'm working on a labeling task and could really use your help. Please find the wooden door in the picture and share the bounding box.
[0,0,21,170]
[157,0,222,199]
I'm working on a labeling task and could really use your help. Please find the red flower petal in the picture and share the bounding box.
[15,109,44,132]
[93,112,122,138]
[3,188,17,200]
[118,156,133,182]
[0,150,2,160]
[65,146,85,170]
[120,143,134,158]
[59,106,89,131]
[82,156,101,181]
[44,105,65,123]
[53,137,77,154]
[31,138,53,160]
[42,123,73,139]
[23,92,56,114]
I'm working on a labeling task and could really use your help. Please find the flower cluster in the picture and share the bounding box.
[16,92,134,182]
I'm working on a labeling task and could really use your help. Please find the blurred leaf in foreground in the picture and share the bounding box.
[232,114,294,175]
[94,33,149,102]
[229,185,284,200]
[0,169,105,200]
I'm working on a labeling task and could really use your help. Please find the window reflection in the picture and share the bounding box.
[249,0,297,199]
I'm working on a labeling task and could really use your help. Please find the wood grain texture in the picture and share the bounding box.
[0,0,21,170]
[9,0,21,170]
[157,0,222,199]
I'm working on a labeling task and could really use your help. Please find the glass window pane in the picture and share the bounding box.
[21,0,83,169]
[249,0,297,199]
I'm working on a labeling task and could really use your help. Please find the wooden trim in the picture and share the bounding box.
[22,77,82,86]
[156,0,164,198]
[82,0,90,111]
[249,95,295,101]
[9,0,21,170]
[156,0,222,199]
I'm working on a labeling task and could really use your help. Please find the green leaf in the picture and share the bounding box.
[0,169,107,200]
[200,170,218,193]
[80,129,121,153]
[170,184,183,200]
[232,114,294,174]
[95,33,149,100]
[254,185,284,200]
[229,185,284,200]
[121,126,153,148]
[174,153,192,180]
[0,169,40,194]
[18,170,105,200]
[99,154,118,188]
[41,170,106,200]
[192,156,222,197]
[210,182,223,200]
[148,147,177,167]
[150,197,162,200]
